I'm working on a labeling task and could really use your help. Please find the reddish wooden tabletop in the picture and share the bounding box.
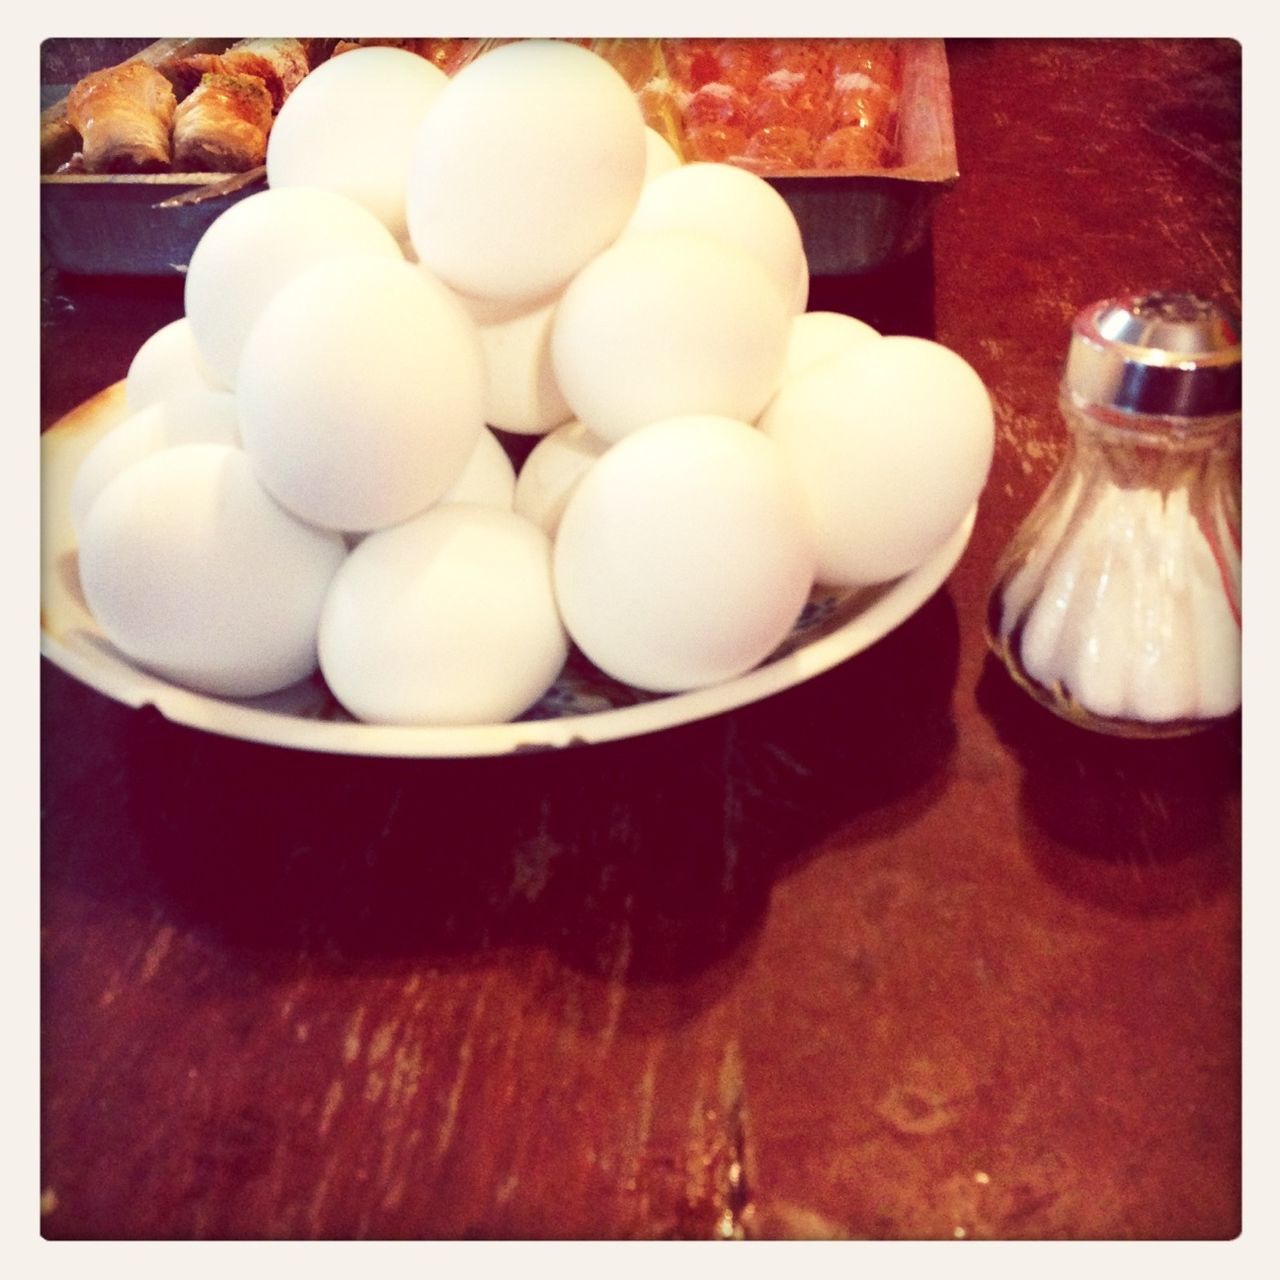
[40,37,1242,1241]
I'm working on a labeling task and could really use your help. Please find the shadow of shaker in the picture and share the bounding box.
[976,653,1241,918]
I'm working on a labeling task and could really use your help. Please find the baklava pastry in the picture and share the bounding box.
[173,72,275,171]
[158,51,223,102]
[161,38,310,112]
[219,38,310,111]
[66,61,177,173]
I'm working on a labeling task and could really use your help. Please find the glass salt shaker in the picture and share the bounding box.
[986,291,1241,738]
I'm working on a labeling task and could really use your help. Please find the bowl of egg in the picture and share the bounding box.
[40,39,993,757]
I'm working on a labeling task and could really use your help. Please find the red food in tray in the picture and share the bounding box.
[660,36,902,173]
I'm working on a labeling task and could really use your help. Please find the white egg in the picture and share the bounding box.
[405,39,646,303]
[184,187,403,387]
[551,230,791,443]
[554,415,816,692]
[456,289,573,435]
[126,318,226,407]
[266,47,449,244]
[793,252,810,316]
[643,126,682,183]
[438,428,516,510]
[513,420,611,537]
[623,162,808,315]
[237,255,485,533]
[71,390,240,539]
[777,311,881,385]
[79,444,347,698]
[759,336,995,587]
[319,504,568,725]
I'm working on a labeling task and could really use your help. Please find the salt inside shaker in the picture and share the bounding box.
[987,291,1241,737]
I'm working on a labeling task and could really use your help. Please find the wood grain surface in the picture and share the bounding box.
[40,37,1242,1241]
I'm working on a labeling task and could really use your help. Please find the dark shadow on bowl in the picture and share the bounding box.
[42,587,961,1033]
[54,548,88,612]
[975,653,1241,918]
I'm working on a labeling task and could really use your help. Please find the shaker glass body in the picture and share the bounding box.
[987,392,1240,737]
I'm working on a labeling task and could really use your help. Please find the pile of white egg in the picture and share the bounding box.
[72,39,996,727]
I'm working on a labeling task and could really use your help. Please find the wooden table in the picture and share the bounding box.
[40,37,1242,1241]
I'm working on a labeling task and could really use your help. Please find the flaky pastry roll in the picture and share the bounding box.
[173,72,274,172]
[66,61,176,173]
[220,39,310,112]
[161,38,310,113]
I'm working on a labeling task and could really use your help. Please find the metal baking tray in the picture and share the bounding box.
[39,38,957,279]
[764,39,958,275]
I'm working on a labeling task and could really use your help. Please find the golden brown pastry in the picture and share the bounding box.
[296,38,339,66]
[40,107,82,172]
[331,38,480,75]
[66,61,176,173]
[173,72,274,172]
[331,37,420,57]
[158,51,224,102]
[219,39,310,112]
[160,39,310,113]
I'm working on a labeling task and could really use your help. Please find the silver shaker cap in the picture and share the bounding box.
[1064,292,1241,417]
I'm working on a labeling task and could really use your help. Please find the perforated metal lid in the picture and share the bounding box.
[1064,292,1241,417]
